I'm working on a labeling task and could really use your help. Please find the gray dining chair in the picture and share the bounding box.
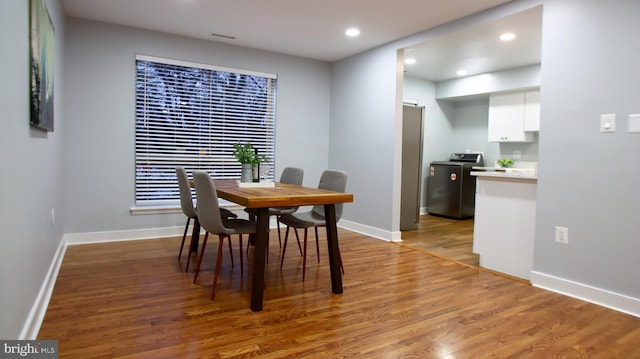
[278,169,347,281]
[245,167,304,250]
[176,167,237,272]
[192,170,257,300]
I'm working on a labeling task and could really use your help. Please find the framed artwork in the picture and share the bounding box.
[30,0,55,132]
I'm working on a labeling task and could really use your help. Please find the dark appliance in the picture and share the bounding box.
[427,153,483,219]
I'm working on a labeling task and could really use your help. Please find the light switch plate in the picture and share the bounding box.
[600,113,616,133]
[555,226,569,244]
[628,114,640,133]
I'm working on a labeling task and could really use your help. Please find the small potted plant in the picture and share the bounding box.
[232,143,256,182]
[232,143,270,182]
[497,158,515,168]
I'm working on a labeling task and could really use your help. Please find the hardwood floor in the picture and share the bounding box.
[39,228,640,358]
[401,214,479,268]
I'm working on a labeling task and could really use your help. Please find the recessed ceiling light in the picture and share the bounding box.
[500,32,516,41]
[405,58,417,65]
[345,28,360,37]
[456,69,468,76]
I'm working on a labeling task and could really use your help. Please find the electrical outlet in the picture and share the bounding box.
[555,226,568,244]
[513,150,522,159]
[51,208,55,226]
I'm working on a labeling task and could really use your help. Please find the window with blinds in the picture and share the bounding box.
[135,55,277,205]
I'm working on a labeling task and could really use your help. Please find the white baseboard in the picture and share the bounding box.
[64,218,284,246]
[63,220,396,247]
[20,237,67,339]
[338,220,402,242]
[64,226,185,245]
[531,271,640,318]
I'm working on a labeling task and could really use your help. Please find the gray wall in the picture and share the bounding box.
[330,47,401,233]
[0,0,66,339]
[534,0,640,298]
[62,19,332,234]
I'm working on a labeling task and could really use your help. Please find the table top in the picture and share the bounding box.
[212,179,353,208]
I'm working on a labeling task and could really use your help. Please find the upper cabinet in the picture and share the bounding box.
[488,89,539,142]
[523,89,540,132]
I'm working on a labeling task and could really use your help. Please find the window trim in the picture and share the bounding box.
[135,54,277,79]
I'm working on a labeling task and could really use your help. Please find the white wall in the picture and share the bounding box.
[62,19,332,234]
[0,0,66,339]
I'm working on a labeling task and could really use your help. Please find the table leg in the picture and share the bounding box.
[324,204,343,294]
[250,208,269,311]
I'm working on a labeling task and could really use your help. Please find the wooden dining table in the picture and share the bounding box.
[211,179,353,312]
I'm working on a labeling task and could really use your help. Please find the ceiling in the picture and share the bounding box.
[403,6,542,82]
[61,0,541,82]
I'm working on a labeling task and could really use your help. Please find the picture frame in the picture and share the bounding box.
[29,0,55,132]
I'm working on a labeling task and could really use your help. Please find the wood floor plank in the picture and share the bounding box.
[401,214,479,267]
[38,228,639,358]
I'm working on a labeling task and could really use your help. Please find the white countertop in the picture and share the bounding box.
[471,170,537,180]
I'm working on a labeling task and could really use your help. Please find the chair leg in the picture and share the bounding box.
[314,226,320,263]
[293,228,303,255]
[227,235,234,267]
[185,218,200,273]
[211,235,225,300]
[302,228,308,281]
[276,217,283,248]
[239,234,244,276]
[178,217,191,261]
[193,232,209,284]
[280,226,290,269]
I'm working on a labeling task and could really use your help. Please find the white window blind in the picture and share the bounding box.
[135,55,277,205]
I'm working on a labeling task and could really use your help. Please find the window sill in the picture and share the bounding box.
[130,202,244,215]
[130,205,182,215]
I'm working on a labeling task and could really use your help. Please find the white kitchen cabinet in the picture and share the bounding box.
[523,89,540,132]
[488,90,537,142]
[472,175,537,280]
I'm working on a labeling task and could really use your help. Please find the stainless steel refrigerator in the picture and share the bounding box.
[400,105,424,230]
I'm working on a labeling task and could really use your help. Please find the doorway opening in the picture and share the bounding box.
[398,6,542,267]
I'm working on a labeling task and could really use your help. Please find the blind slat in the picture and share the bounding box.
[135,57,277,205]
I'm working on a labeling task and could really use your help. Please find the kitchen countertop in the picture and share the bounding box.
[471,170,537,180]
